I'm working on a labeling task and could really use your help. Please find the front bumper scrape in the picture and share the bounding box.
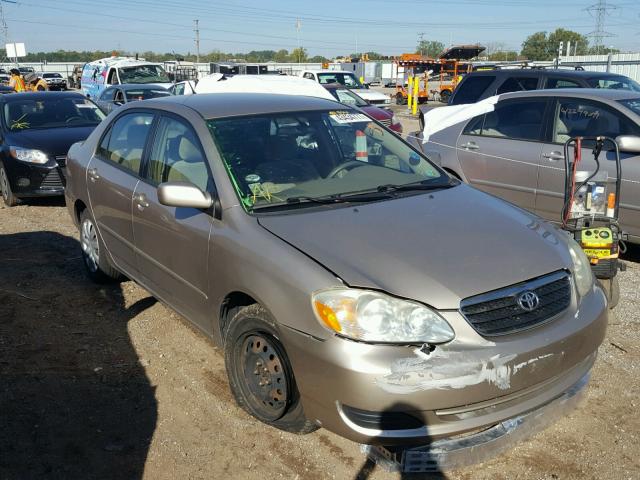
[362,371,590,473]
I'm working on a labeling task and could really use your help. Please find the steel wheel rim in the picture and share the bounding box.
[80,218,99,273]
[240,334,288,420]
[0,168,8,201]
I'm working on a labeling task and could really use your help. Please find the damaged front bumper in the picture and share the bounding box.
[362,370,590,472]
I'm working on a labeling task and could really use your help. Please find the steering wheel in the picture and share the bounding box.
[327,160,368,179]
[65,116,84,124]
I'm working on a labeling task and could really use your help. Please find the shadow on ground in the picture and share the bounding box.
[0,231,157,480]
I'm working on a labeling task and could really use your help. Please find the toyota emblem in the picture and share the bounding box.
[517,291,539,312]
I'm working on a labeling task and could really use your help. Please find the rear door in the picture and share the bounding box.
[455,97,549,210]
[132,114,215,331]
[86,111,155,275]
[538,97,640,238]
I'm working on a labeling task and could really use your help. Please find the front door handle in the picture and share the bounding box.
[87,167,100,182]
[135,193,149,211]
[542,151,564,161]
[460,142,479,150]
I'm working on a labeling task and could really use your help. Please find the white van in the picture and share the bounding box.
[81,57,172,100]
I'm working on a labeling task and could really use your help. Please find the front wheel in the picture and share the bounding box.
[79,210,122,283]
[440,90,451,103]
[0,165,19,207]
[598,276,620,309]
[224,304,317,434]
[395,92,406,105]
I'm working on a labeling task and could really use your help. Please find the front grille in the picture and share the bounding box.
[379,118,392,127]
[460,271,571,336]
[369,99,388,105]
[342,405,424,430]
[40,169,64,189]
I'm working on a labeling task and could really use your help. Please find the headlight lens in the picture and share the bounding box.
[567,239,593,297]
[312,288,455,344]
[10,147,49,164]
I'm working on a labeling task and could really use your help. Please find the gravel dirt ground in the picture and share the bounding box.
[0,115,638,479]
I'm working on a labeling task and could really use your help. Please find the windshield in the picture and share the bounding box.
[119,65,170,84]
[208,110,446,211]
[588,76,640,92]
[43,73,61,78]
[124,89,171,101]
[618,99,640,116]
[317,72,363,89]
[329,88,368,107]
[4,97,106,131]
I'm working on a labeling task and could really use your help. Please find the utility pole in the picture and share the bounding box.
[295,18,302,63]
[418,32,426,56]
[586,1,618,55]
[193,19,200,64]
[0,0,14,64]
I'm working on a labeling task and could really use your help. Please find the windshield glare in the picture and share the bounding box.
[330,88,368,107]
[208,110,444,211]
[588,77,640,92]
[5,97,106,130]
[618,99,640,116]
[119,65,170,84]
[317,73,363,89]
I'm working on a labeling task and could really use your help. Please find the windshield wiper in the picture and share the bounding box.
[375,178,457,193]
[250,192,394,211]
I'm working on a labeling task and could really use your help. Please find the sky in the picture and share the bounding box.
[1,0,639,57]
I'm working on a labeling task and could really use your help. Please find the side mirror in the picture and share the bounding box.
[616,135,640,154]
[158,181,214,209]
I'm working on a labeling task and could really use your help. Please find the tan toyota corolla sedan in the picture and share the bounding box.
[64,93,607,469]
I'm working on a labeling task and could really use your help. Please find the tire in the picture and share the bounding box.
[598,276,620,309]
[0,164,19,207]
[440,90,451,103]
[395,92,406,105]
[79,209,122,283]
[224,304,318,434]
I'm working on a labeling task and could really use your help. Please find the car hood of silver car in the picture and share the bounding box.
[258,184,573,309]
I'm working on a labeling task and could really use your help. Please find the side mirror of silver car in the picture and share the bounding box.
[616,135,640,154]
[158,182,214,209]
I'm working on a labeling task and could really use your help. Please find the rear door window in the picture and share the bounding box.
[97,112,154,174]
[450,76,495,105]
[465,99,548,141]
[545,78,582,89]
[496,77,539,95]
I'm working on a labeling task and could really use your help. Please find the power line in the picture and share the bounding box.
[586,1,618,54]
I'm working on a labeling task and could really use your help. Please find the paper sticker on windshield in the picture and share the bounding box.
[329,111,370,124]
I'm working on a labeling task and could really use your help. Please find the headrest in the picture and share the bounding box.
[178,136,201,163]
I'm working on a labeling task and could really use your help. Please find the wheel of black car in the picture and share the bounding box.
[0,165,18,207]
[224,304,317,434]
[79,210,122,283]
[599,276,620,309]
[395,92,406,105]
[440,90,451,103]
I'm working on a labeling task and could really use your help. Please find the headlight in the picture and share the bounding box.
[312,288,455,344]
[10,147,49,164]
[567,239,593,297]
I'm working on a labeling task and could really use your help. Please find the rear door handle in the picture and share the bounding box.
[135,193,149,211]
[542,151,564,161]
[87,167,100,182]
[460,142,479,150]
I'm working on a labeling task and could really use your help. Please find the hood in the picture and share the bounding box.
[355,89,389,101]
[361,105,392,121]
[6,125,97,156]
[258,185,572,309]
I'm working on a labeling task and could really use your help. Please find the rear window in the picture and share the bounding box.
[450,76,495,105]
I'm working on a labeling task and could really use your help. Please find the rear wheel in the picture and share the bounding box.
[0,165,19,207]
[224,304,317,434]
[79,210,122,283]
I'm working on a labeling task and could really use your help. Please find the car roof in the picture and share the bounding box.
[144,92,344,119]
[1,91,87,102]
[499,88,640,102]
[467,69,631,79]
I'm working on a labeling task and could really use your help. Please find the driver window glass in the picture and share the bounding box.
[146,116,210,191]
[546,78,581,89]
[107,68,119,85]
[98,113,154,174]
[496,77,538,95]
[553,100,640,144]
[476,100,546,141]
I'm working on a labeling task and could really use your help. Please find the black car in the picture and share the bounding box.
[96,84,171,114]
[448,69,640,106]
[0,92,106,206]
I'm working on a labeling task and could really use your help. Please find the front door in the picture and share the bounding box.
[455,97,549,210]
[86,111,155,276]
[537,97,640,240]
[132,115,215,331]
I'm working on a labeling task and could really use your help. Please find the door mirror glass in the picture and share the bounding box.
[616,135,640,153]
[157,182,213,209]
